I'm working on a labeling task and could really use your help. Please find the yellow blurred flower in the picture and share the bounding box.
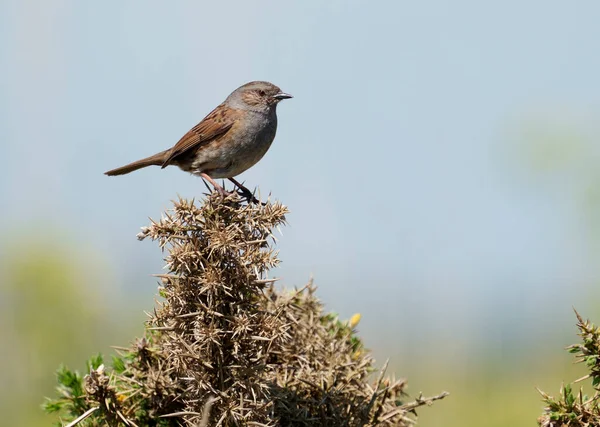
[349,313,362,328]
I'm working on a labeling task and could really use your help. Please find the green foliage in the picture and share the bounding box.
[43,193,447,426]
[537,311,600,426]
[111,355,126,374]
[86,354,104,372]
[42,364,87,418]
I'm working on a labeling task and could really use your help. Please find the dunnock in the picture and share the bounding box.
[105,81,292,200]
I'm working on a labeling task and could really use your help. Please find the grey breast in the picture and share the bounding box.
[224,110,278,177]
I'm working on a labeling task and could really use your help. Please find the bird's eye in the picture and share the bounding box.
[258,90,266,97]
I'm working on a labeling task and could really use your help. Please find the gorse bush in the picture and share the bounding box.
[44,192,447,426]
[538,311,600,426]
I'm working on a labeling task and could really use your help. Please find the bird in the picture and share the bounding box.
[104,81,292,201]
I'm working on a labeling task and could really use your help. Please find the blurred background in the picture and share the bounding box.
[2,1,600,425]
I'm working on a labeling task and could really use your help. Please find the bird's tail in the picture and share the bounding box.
[104,150,169,176]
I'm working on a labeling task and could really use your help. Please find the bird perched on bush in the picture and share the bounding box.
[105,81,292,200]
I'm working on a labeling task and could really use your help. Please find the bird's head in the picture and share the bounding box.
[227,81,292,112]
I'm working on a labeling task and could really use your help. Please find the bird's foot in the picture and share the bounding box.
[228,178,264,205]
[235,187,262,205]
[201,173,232,198]
[214,184,230,197]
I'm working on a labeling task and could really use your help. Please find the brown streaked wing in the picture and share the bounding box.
[161,104,240,167]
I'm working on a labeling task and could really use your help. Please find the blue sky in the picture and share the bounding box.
[2,0,600,359]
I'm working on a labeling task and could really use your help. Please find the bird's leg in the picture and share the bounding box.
[200,173,229,196]
[228,177,261,204]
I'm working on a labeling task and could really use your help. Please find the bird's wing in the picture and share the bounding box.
[161,104,240,167]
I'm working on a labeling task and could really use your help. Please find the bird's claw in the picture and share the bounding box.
[235,188,263,205]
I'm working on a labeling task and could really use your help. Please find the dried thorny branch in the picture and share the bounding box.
[44,192,447,426]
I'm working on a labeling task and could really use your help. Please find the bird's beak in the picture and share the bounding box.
[272,92,293,100]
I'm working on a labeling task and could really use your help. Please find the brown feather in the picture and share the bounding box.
[104,150,169,176]
[161,104,240,167]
